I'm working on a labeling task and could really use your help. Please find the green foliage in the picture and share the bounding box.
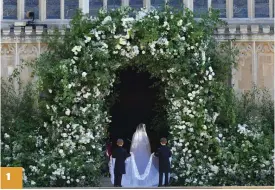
[1,6,273,187]
[1,79,43,186]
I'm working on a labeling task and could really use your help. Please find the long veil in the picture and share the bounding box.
[109,124,159,187]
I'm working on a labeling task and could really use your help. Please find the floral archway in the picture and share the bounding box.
[34,7,233,187]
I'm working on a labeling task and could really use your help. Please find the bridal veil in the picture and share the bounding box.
[109,124,159,187]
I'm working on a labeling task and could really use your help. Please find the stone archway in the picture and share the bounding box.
[107,66,169,153]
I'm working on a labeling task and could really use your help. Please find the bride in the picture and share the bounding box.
[109,123,159,187]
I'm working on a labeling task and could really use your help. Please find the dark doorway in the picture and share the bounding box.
[107,67,168,153]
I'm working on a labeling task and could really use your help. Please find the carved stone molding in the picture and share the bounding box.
[1,43,16,77]
[18,44,39,56]
[1,43,16,56]
[256,42,274,53]
[1,23,274,42]
[234,42,253,60]
[232,42,254,94]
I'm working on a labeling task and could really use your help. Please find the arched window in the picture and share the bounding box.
[65,0,78,19]
[107,0,121,10]
[212,0,226,18]
[129,0,144,10]
[168,0,183,9]
[25,0,39,19]
[233,0,248,18]
[151,0,165,10]
[46,0,61,19]
[194,0,208,17]
[255,0,269,18]
[3,0,17,19]
[90,0,103,16]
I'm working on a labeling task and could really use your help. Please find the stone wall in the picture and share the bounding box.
[232,42,274,98]
[1,30,274,99]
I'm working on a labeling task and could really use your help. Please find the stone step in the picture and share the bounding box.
[100,177,113,187]
[99,177,273,189]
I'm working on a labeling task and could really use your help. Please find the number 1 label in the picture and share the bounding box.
[1,167,22,189]
[6,173,11,180]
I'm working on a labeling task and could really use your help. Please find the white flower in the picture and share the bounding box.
[182,27,187,32]
[218,134,223,138]
[83,92,91,99]
[209,66,213,72]
[119,38,127,45]
[115,44,122,50]
[31,180,36,185]
[48,89,52,93]
[177,20,183,26]
[163,21,169,28]
[71,45,82,55]
[84,36,91,43]
[196,150,199,154]
[101,16,112,25]
[210,165,219,174]
[65,109,71,116]
[4,133,10,138]
[76,179,80,183]
[82,72,87,78]
[213,112,219,121]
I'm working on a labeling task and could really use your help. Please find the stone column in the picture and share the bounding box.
[79,0,89,14]
[226,0,233,19]
[61,0,64,19]
[183,0,193,11]
[18,0,24,20]
[39,0,46,21]
[122,0,129,7]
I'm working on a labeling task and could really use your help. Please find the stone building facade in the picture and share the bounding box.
[1,0,274,98]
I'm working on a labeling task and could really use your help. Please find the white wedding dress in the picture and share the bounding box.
[109,124,160,187]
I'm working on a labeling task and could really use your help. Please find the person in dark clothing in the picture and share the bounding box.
[154,137,172,187]
[112,139,131,187]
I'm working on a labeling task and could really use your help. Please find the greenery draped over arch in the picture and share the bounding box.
[1,6,273,187]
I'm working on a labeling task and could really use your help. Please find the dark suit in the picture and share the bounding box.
[155,145,172,186]
[112,146,131,187]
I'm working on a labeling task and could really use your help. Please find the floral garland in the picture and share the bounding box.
[34,7,225,186]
